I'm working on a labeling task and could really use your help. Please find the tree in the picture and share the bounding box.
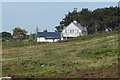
[60,8,79,26]
[55,26,64,32]
[13,27,27,41]
[78,8,92,28]
[104,16,119,31]
[43,29,48,32]
[35,27,38,42]
[56,7,120,34]
[29,33,33,41]
[1,32,13,42]
[55,8,80,32]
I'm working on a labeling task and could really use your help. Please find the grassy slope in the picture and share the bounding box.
[2,31,119,78]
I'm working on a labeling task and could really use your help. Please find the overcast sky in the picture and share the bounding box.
[2,2,119,34]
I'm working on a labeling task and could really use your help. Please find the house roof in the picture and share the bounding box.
[62,21,87,31]
[72,21,84,30]
[37,32,60,39]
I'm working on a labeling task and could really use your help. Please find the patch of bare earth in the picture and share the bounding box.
[55,65,119,78]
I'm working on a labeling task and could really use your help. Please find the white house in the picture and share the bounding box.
[37,32,60,42]
[36,21,87,42]
[61,21,88,40]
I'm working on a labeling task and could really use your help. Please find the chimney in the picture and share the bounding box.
[73,21,77,24]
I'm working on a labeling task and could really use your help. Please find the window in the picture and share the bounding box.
[77,30,79,33]
[65,29,67,33]
[70,30,74,33]
[75,29,78,33]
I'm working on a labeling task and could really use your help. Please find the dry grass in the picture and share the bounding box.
[2,31,119,77]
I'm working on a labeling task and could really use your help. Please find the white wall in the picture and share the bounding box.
[62,23,82,37]
[37,37,60,42]
[37,37,46,42]
[62,23,82,33]
[54,39,59,42]
[46,39,53,42]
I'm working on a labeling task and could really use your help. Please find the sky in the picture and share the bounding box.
[2,2,119,35]
[1,0,120,2]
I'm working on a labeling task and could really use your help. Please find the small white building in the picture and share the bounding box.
[61,21,88,40]
[37,32,60,42]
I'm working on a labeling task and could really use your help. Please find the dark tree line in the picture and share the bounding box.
[0,32,13,42]
[55,7,120,34]
[1,28,27,42]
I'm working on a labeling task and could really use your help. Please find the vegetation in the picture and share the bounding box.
[29,33,34,41]
[35,27,38,42]
[58,30,118,42]
[2,31,119,78]
[1,32,13,42]
[43,29,48,32]
[1,28,28,42]
[56,7,120,34]
[13,27,27,41]
[2,41,46,49]
[77,48,118,59]
[1,6,119,78]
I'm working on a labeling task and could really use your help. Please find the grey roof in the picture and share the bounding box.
[70,21,87,31]
[62,21,87,32]
[72,22,84,30]
[37,32,60,39]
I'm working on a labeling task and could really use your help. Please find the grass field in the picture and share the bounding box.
[2,31,119,78]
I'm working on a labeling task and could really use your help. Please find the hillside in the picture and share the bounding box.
[2,31,119,78]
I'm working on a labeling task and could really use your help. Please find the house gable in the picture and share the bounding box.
[61,21,88,39]
[62,22,83,33]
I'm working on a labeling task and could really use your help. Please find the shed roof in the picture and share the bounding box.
[37,32,60,39]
